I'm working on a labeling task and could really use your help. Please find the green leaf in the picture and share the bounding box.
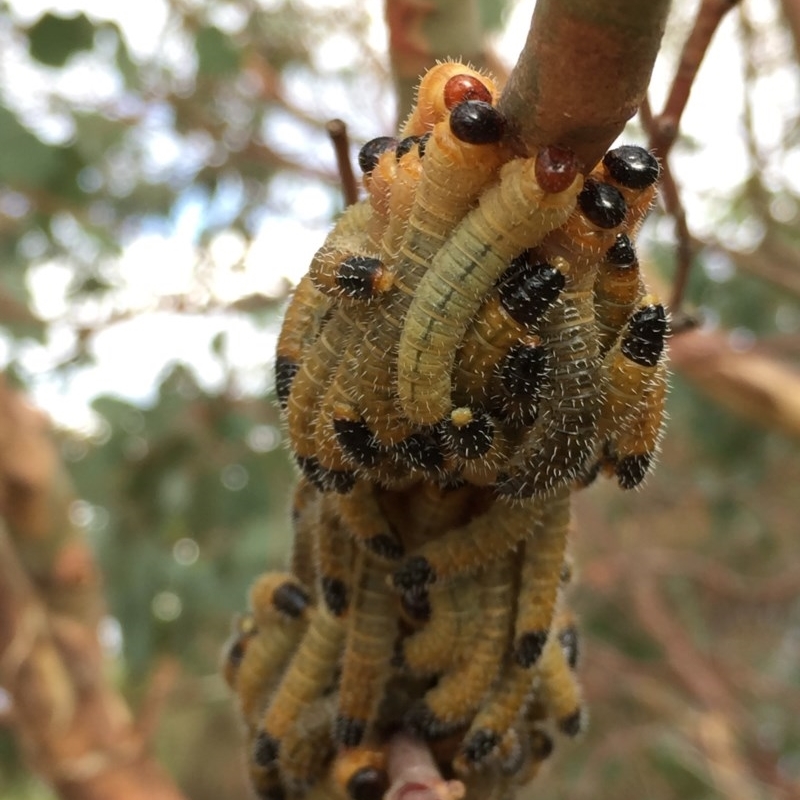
[0,106,61,186]
[195,26,240,76]
[27,13,95,67]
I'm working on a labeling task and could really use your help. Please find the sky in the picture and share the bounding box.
[3,0,799,432]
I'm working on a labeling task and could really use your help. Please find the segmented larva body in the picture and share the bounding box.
[335,551,398,748]
[363,148,399,250]
[533,633,585,738]
[254,604,347,767]
[401,61,498,137]
[354,104,510,446]
[289,478,321,594]
[513,487,570,667]
[391,496,540,594]
[594,234,644,355]
[401,573,482,675]
[407,559,514,738]
[397,149,583,426]
[380,141,426,259]
[221,612,257,691]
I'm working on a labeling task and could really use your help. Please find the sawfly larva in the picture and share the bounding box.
[397,147,582,425]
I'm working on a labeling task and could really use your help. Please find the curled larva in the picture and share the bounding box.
[397,147,583,426]
[335,551,398,748]
[401,61,498,136]
[391,496,540,594]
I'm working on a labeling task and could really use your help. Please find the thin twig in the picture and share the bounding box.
[326,119,360,207]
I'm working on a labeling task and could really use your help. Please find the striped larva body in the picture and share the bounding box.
[406,559,514,738]
[512,487,570,667]
[289,478,322,594]
[354,105,510,446]
[380,142,425,259]
[391,496,540,595]
[397,149,583,426]
[335,552,398,748]
[254,604,347,767]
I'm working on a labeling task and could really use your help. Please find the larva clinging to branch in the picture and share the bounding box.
[396,147,583,426]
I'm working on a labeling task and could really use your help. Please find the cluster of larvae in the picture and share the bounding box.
[224,61,669,800]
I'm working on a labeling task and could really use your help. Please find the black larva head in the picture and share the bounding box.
[498,260,565,326]
[321,576,348,616]
[578,179,627,229]
[462,729,501,764]
[395,135,420,160]
[274,355,299,409]
[416,131,431,158]
[449,100,506,145]
[440,410,494,459]
[333,417,382,467]
[500,342,548,397]
[338,255,384,300]
[272,581,310,618]
[357,136,398,174]
[622,303,669,366]
[605,233,637,267]
[346,767,389,800]
[603,145,660,189]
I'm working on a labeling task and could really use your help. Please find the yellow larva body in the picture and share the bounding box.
[397,154,583,425]
[257,604,346,755]
[414,560,514,734]
[353,117,509,446]
[315,495,356,617]
[336,479,404,561]
[277,693,338,792]
[513,488,570,666]
[380,144,425,259]
[335,551,398,747]
[221,612,257,691]
[594,238,644,354]
[289,478,321,594]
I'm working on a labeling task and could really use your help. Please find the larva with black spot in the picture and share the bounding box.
[512,486,570,667]
[401,61,498,137]
[336,479,404,561]
[455,660,535,773]
[353,100,510,446]
[308,238,393,304]
[254,603,347,767]
[331,745,389,800]
[594,233,645,355]
[599,144,660,233]
[452,256,566,410]
[533,633,586,738]
[397,147,583,426]
[401,573,482,676]
[597,300,669,488]
[316,494,357,617]
[236,574,311,730]
[335,551,398,748]
[391,496,540,595]
[491,336,551,426]
[221,612,257,691]
[405,559,514,739]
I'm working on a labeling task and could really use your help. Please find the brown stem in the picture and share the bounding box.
[326,119,360,208]
[498,0,672,170]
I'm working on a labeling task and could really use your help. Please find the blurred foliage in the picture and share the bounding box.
[0,1,799,799]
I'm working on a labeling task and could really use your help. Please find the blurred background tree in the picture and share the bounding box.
[0,1,798,799]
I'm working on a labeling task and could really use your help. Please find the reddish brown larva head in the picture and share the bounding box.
[443,74,493,109]
[535,146,580,194]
